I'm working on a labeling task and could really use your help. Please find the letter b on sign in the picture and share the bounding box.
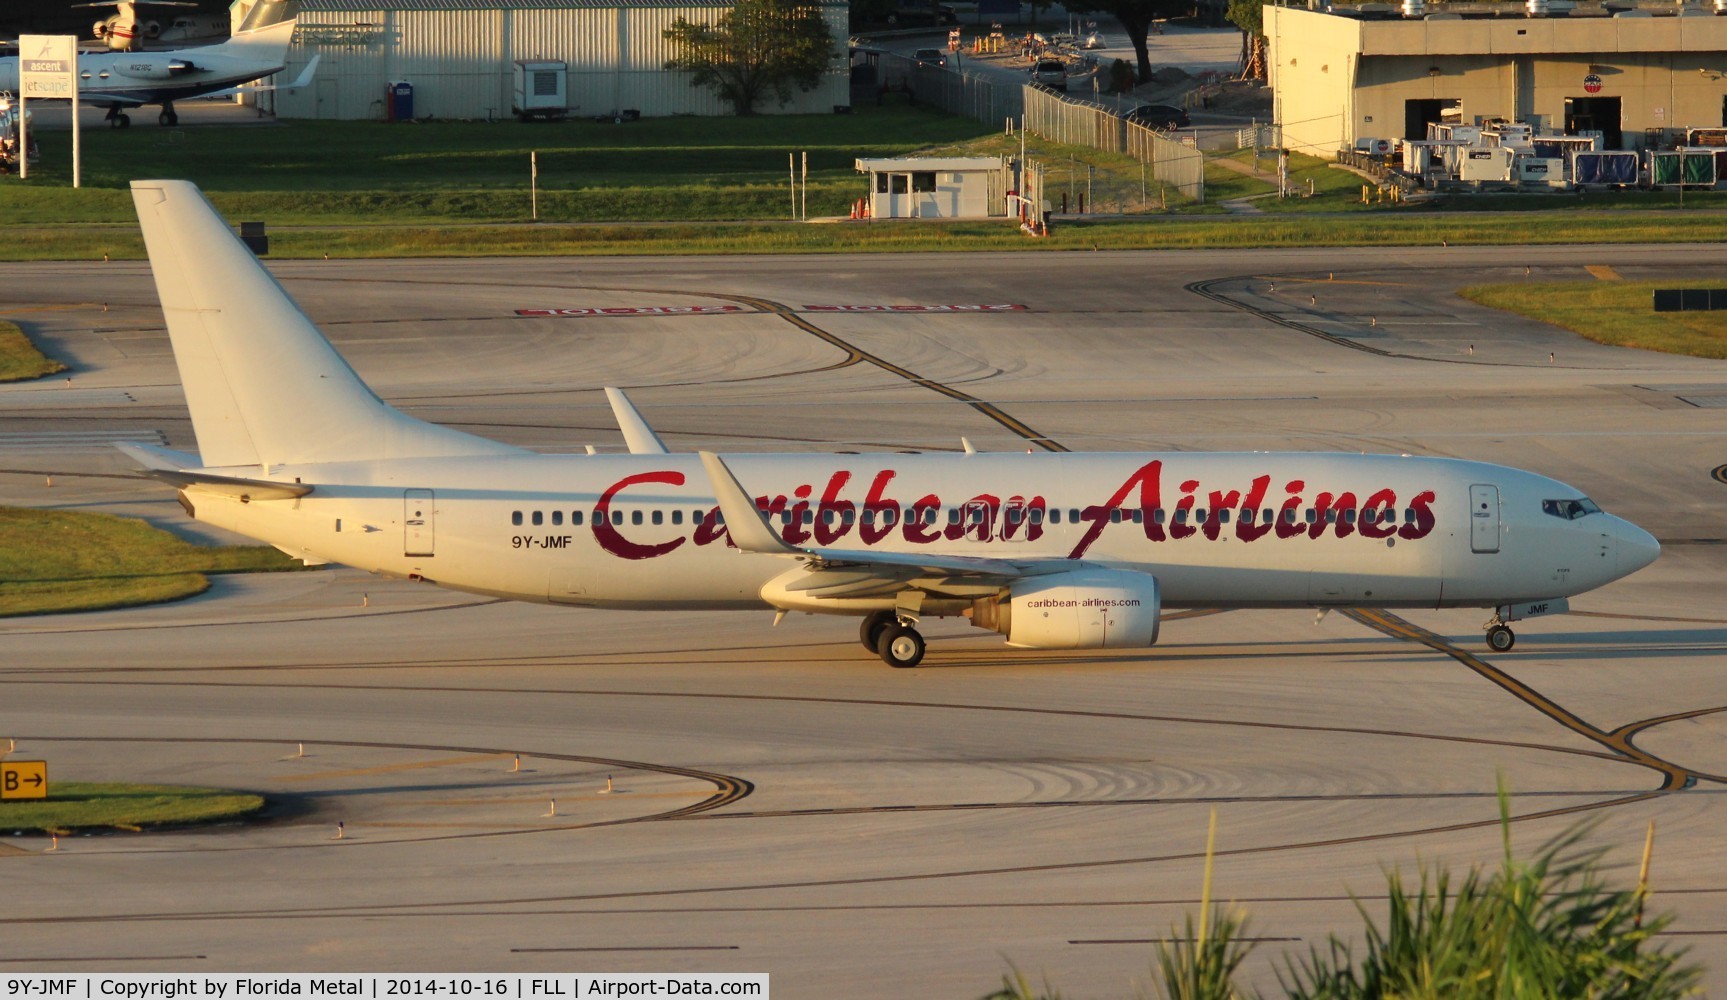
[0,761,48,800]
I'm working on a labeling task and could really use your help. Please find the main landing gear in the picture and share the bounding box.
[1483,612,1516,652]
[105,105,131,128]
[158,103,178,127]
[860,610,926,668]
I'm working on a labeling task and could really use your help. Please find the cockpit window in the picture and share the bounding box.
[1542,497,1600,520]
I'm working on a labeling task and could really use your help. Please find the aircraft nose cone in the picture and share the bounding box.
[1616,519,1661,576]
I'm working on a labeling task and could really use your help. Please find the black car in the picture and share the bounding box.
[1122,104,1191,130]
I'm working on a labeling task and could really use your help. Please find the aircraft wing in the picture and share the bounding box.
[699,451,1074,593]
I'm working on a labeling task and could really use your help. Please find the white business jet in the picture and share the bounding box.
[0,0,308,127]
[122,180,1660,667]
[82,1,228,53]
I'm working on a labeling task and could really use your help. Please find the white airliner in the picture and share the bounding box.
[0,0,309,128]
[122,180,1661,667]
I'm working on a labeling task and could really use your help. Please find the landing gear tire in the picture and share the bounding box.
[159,108,178,127]
[1485,625,1516,652]
[877,624,925,668]
[114,113,131,129]
[859,610,895,653]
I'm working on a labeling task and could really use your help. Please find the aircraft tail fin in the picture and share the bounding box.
[130,180,528,468]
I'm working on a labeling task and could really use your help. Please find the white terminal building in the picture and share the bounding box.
[1267,1,1727,157]
[233,0,849,120]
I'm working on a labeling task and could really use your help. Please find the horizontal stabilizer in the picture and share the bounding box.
[117,441,311,500]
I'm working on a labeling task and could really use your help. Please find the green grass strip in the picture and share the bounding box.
[1459,279,1727,359]
[0,506,304,617]
[0,321,67,382]
[7,211,1726,262]
[0,782,264,833]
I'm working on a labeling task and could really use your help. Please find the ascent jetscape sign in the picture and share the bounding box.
[19,35,77,99]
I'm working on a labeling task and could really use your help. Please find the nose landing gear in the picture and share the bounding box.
[1485,623,1516,652]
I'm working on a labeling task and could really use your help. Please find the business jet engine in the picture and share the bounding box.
[113,58,198,80]
[971,568,1161,649]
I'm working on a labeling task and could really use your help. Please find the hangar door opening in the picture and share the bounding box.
[1404,99,1461,140]
[1565,97,1622,150]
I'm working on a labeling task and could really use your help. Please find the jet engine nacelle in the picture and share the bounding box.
[972,568,1161,649]
[113,58,196,80]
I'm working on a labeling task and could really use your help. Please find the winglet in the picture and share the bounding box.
[698,452,798,555]
[605,387,670,455]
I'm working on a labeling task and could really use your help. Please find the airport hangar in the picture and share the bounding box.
[1267,0,1727,158]
[230,0,851,121]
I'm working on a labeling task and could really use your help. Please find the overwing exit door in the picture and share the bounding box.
[1469,484,1500,554]
[405,488,435,557]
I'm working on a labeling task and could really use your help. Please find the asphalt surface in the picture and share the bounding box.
[3,245,1726,994]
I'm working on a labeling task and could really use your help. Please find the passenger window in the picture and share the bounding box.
[1343,509,1356,524]
[1219,510,1231,524]
[612,511,624,525]
[1305,509,1317,524]
[1008,508,1023,524]
[552,511,563,526]
[1264,509,1274,524]
[672,510,683,525]
[1195,509,1208,524]
[1326,510,1337,524]
[803,510,814,525]
[532,511,543,526]
[573,511,584,526]
[884,509,898,526]
[512,511,523,526]
[631,511,643,526]
[1109,509,1122,524]
[862,510,875,526]
[652,510,663,525]
[1130,509,1142,524]
[1403,508,1415,522]
[1029,509,1043,525]
[843,508,856,525]
[1154,509,1166,524]
[1174,510,1187,525]
[1049,509,1061,524]
[822,510,836,525]
[948,509,960,526]
[1069,508,1080,522]
[1283,509,1296,524]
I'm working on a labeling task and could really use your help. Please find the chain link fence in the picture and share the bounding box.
[1025,86,1204,202]
[878,54,1024,129]
[869,55,1204,206]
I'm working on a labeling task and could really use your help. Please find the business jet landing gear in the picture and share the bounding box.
[159,104,178,127]
[105,106,131,128]
[877,623,926,668]
[859,610,896,653]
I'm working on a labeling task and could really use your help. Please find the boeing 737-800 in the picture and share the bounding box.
[122,180,1661,667]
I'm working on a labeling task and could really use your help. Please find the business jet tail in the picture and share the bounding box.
[130,179,527,468]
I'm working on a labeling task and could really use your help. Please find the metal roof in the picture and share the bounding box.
[856,157,1004,172]
[299,0,844,9]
